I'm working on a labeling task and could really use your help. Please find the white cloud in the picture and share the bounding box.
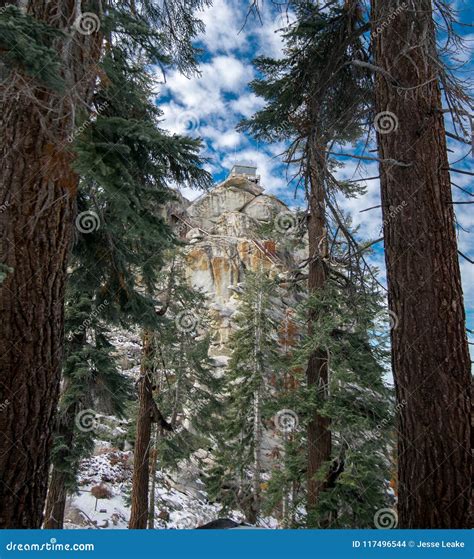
[198,0,246,54]
[157,1,473,341]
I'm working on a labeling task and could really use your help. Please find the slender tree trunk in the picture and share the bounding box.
[0,1,102,527]
[43,400,78,529]
[251,286,263,522]
[43,468,68,529]
[129,331,155,529]
[371,0,471,528]
[147,426,159,529]
[306,149,332,524]
[252,387,262,521]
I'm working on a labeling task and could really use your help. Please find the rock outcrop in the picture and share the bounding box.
[171,170,305,366]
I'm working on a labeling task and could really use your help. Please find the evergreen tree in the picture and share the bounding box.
[265,236,393,528]
[43,29,211,526]
[129,256,222,528]
[207,269,280,524]
[44,287,131,529]
[0,0,215,528]
[239,0,374,523]
[370,0,471,528]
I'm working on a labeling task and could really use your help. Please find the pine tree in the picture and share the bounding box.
[239,0,374,523]
[129,257,221,528]
[0,0,211,527]
[265,235,393,528]
[44,287,130,529]
[0,3,103,527]
[207,269,280,524]
[370,0,471,527]
[43,27,211,526]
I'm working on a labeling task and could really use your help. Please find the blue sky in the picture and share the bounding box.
[156,0,473,357]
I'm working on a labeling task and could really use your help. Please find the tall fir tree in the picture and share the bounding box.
[207,269,280,524]
[370,0,471,528]
[129,257,222,528]
[265,233,393,528]
[44,30,211,525]
[44,287,131,529]
[0,0,213,528]
[239,0,374,523]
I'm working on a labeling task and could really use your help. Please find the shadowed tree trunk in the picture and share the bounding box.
[129,331,154,529]
[0,1,102,528]
[371,0,471,528]
[129,331,173,529]
[43,401,78,529]
[43,468,69,530]
[306,148,331,523]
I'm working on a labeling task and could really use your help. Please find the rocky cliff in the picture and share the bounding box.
[64,168,306,529]
[173,171,304,361]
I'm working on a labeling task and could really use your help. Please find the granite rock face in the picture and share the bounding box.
[173,172,306,467]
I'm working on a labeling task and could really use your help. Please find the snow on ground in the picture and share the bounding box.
[64,445,256,530]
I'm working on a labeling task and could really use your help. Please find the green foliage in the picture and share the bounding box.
[145,259,224,468]
[51,286,131,492]
[0,6,64,90]
[47,0,212,498]
[206,269,281,520]
[239,0,372,190]
[266,255,394,527]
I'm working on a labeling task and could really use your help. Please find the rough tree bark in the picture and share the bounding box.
[129,331,155,529]
[43,400,78,529]
[128,331,175,529]
[306,149,331,523]
[43,467,69,530]
[0,1,102,528]
[371,0,471,528]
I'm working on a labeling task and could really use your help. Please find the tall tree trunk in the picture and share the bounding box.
[129,331,155,529]
[251,286,263,522]
[0,114,74,527]
[371,0,471,528]
[43,468,68,529]
[43,401,78,529]
[306,150,331,524]
[147,426,159,529]
[0,1,102,528]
